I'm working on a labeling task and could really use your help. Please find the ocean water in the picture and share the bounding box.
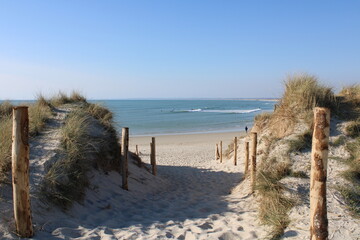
[95,100,276,136]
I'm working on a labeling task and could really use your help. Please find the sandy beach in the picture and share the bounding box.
[1,126,268,239]
[115,131,270,240]
[131,131,244,146]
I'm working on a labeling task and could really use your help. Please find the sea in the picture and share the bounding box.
[3,99,277,136]
[93,99,276,136]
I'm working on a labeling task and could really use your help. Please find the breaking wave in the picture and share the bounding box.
[173,108,262,114]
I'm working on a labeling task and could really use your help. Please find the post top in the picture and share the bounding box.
[314,107,330,112]
[13,106,29,110]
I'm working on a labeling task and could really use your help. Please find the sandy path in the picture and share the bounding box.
[103,133,269,240]
[29,107,69,189]
[37,132,267,239]
[0,107,70,239]
[2,125,268,239]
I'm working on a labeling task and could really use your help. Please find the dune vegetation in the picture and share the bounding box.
[250,75,359,239]
[49,91,87,107]
[0,98,52,183]
[0,92,121,210]
[40,93,121,209]
[337,85,360,217]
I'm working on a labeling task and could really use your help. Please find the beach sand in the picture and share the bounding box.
[4,125,357,239]
[113,131,269,239]
[1,128,269,239]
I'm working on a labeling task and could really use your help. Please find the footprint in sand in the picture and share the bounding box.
[237,226,244,231]
[197,222,213,230]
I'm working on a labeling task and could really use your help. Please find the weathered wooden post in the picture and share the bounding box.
[233,137,237,165]
[12,106,33,238]
[251,132,257,192]
[150,137,157,175]
[244,142,249,175]
[310,107,330,240]
[135,144,142,167]
[220,141,223,163]
[121,127,129,190]
[215,144,220,160]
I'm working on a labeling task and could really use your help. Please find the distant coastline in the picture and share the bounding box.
[92,98,280,101]
[1,98,280,102]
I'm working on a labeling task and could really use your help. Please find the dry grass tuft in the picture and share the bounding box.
[0,101,13,117]
[29,100,52,136]
[262,74,336,138]
[257,168,295,239]
[287,130,312,154]
[336,85,360,120]
[42,111,93,207]
[70,91,87,103]
[337,185,360,217]
[257,157,294,239]
[85,103,114,129]
[345,120,360,138]
[340,93,360,212]
[339,84,360,104]
[280,74,336,111]
[50,91,87,106]
[0,114,13,183]
[36,93,51,107]
[0,98,52,183]
[254,112,273,131]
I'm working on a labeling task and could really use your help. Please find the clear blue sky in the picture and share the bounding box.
[0,1,359,99]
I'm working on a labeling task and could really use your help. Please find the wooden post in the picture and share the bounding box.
[310,108,330,240]
[215,144,217,160]
[135,145,139,155]
[12,106,33,238]
[251,132,257,192]
[215,144,221,160]
[233,137,237,165]
[121,127,129,190]
[244,142,249,175]
[150,137,157,175]
[220,141,223,163]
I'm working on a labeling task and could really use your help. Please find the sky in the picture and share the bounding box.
[0,1,359,100]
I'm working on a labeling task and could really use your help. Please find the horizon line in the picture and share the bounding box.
[1,97,280,101]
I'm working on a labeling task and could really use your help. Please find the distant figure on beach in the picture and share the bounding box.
[245,126,248,133]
